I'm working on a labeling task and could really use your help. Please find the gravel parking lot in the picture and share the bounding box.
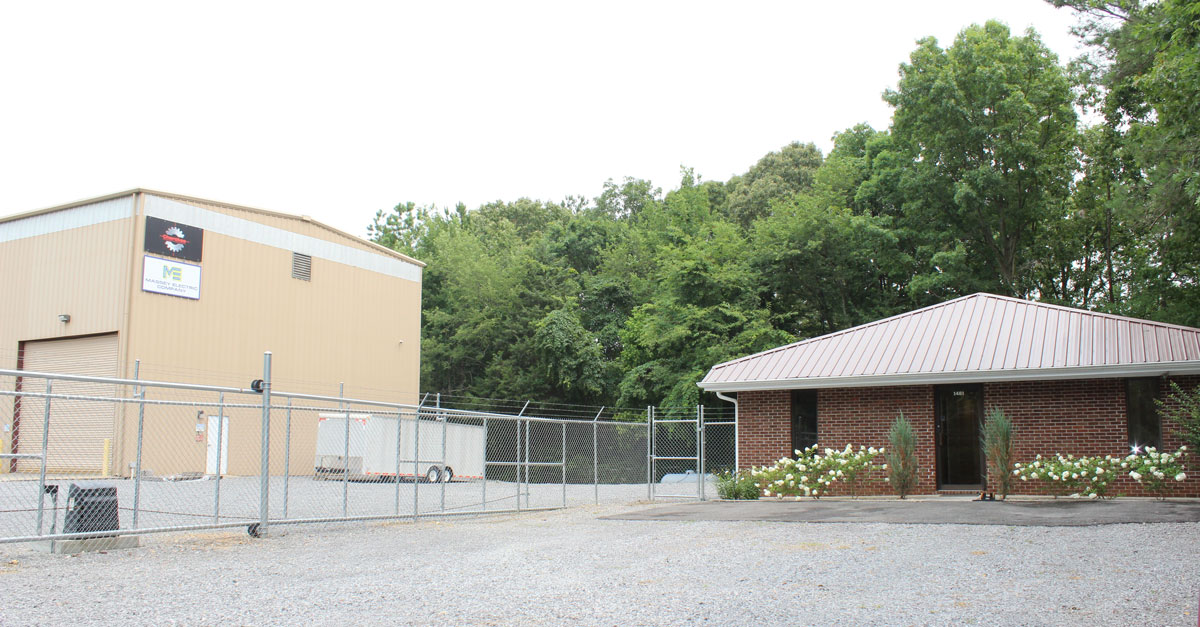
[2,499,1198,626]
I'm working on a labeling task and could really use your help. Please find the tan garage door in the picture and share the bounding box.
[16,334,118,474]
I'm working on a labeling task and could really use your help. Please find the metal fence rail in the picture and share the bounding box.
[2,353,741,545]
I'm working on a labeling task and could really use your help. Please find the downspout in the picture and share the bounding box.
[714,391,738,471]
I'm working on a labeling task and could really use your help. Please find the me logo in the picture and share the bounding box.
[163,266,183,281]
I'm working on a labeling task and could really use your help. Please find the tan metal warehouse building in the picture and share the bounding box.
[0,189,423,478]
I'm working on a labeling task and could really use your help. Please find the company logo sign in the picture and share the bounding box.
[143,255,201,300]
[145,216,203,262]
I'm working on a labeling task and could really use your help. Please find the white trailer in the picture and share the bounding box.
[315,412,486,482]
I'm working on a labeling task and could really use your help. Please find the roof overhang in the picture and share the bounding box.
[698,361,1200,392]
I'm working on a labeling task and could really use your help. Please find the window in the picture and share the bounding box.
[790,390,818,456]
[1126,378,1161,450]
[292,252,312,281]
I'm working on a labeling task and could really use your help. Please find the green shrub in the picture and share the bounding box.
[886,413,919,499]
[715,469,760,500]
[1159,382,1200,451]
[980,408,1014,499]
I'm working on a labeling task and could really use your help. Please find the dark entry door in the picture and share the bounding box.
[936,385,983,488]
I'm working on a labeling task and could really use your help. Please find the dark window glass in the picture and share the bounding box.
[791,390,818,456]
[1126,378,1161,450]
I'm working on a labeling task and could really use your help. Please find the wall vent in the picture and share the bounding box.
[292,252,312,281]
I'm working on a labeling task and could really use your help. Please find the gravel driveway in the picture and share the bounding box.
[2,500,1197,626]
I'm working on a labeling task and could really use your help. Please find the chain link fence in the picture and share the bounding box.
[0,354,736,545]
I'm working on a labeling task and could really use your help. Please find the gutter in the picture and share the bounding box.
[698,362,1200,393]
[714,391,738,471]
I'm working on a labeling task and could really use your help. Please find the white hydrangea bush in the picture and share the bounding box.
[750,444,884,499]
[1122,446,1188,499]
[1012,446,1188,499]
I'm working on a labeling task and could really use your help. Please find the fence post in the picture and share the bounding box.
[412,403,420,521]
[646,406,652,501]
[132,361,145,529]
[439,393,446,513]
[257,351,272,537]
[561,422,566,508]
[35,380,52,536]
[213,392,225,523]
[481,416,488,512]
[521,402,530,508]
[515,421,522,513]
[593,407,602,505]
[698,405,705,501]
[340,383,348,518]
[282,398,292,520]
[394,408,404,516]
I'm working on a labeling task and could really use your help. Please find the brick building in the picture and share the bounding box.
[698,293,1200,497]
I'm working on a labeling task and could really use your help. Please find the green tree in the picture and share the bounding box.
[751,191,909,338]
[617,220,789,407]
[725,142,823,228]
[883,21,1079,296]
[1050,0,1200,326]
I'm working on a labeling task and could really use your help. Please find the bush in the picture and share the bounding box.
[1122,446,1189,499]
[886,413,919,499]
[1013,454,1118,499]
[751,445,883,499]
[1013,446,1189,499]
[980,408,1014,499]
[715,469,760,500]
[1159,382,1200,451]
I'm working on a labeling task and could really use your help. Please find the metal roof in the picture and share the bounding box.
[699,293,1200,391]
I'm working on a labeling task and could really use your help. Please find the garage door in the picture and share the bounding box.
[16,334,118,474]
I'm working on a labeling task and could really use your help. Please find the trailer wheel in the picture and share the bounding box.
[442,467,454,483]
[425,466,441,483]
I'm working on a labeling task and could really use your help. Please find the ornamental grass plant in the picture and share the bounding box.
[886,413,919,499]
[980,408,1014,499]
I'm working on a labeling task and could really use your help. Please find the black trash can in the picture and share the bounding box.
[64,482,120,535]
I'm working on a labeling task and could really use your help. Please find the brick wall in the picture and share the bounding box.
[818,386,936,495]
[986,375,1199,498]
[736,375,1200,498]
[736,390,790,469]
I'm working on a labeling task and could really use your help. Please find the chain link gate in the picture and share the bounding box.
[647,406,736,501]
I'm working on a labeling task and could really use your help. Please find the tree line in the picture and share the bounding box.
[370,2,1200,410]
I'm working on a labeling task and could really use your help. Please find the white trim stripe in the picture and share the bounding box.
[0,197,133,243]
[144,195,421,284]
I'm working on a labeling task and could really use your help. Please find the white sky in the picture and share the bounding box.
[0,1,1084,238]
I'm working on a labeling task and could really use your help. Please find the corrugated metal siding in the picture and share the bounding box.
[16,334,118,473]
[0,215,132,365]
[701,293,1200,388]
